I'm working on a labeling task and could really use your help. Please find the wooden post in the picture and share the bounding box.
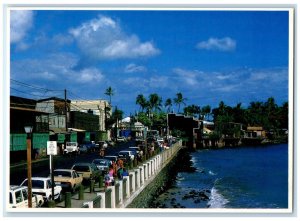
[26,136,32,208]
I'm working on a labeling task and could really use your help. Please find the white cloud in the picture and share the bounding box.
[76,68,104,83]
[69,15,160,60]
[52,34,74,46]
[123,76,169,89]
[211,84,239,92]
[172,68,200,86]
[124,63,147,73]
[11,53,104,84]
[196,37,236,51]
[10,10,33,43]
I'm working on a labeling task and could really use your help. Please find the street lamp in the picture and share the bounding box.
[24,125,33,208]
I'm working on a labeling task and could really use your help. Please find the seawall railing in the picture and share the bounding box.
[80,140,183,208]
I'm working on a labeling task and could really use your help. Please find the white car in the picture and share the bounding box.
[20,177,62,203]
[64,142,79,154]
[98,141,108,149]
[156,137,164,143]
[128,146,141,154]
[118,150,135,161]
[116,137,126,142]
[9,185,44,208]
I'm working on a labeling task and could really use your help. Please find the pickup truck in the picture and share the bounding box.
[9,185,44,208]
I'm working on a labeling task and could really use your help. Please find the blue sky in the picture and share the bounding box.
[10,9,289,116]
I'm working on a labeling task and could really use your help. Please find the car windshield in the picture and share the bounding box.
[93,160,108,166]
[104,156,116,161]
[32,180,44,188]
[73,165,90,172]
[54,170,71,177]
[67,142,76,146]
[22,179,44,188]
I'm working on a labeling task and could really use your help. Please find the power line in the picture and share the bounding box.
[10,79,63,92]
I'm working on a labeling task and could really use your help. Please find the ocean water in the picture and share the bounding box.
[151,144,289,209]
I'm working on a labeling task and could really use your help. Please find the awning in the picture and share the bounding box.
[68,128,86,132]
[49,127,68,134]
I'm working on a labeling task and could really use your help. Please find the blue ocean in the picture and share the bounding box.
[152,144,289,209]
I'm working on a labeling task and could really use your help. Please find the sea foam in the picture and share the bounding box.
[207,187,229,208]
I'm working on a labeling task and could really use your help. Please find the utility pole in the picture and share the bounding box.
[64,89,68,132]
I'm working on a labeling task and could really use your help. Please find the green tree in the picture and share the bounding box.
[148,93,162,113]
[136,94,148,112]
[184,104,201,118]
[201,105,211,120]
[105,86,114,104]
[137,112,152,128]
[173,92,187,113]
[164,98,172,113]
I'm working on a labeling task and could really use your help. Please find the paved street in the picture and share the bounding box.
[10,140,135,186]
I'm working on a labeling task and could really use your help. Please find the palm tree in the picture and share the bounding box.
[105,86,114,104]
[173,92,187,113]
[164,98,172,113]
[148,93,162,113]
[136,94,148,112]
[201,105,211,120]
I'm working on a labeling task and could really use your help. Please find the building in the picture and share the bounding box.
[167,113,199,149]
[36,97,70,134]
[10,96,50,163]
[70,100,111,140]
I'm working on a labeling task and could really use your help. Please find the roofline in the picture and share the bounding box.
[38,97,71,103]
[10,106,49,114]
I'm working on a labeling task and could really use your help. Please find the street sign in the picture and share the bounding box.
[47,141,57,155]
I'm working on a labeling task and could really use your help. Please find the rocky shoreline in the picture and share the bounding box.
[128,148,211,208]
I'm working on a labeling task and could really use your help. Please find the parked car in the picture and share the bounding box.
[124,148,139,159]
[106,140,115,147]
[78,145,88,153]
[156,137,164,143]
[9,185,44,208]
[79,141,96,153]
[92,158,110,175]
[20,177,62,203]
[128,146,141,154]
[116,136,126,142]
[71,163,101,182]
[103,155,118,165]
[53,169,83,193]
[97,141,108,149]
[64,142,79,155]
[118,150,135,161]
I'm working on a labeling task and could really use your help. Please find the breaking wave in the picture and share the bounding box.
[207,187,229,208]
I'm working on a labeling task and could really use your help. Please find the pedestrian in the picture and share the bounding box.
[112,161,117,177]
[104,172,110,188]
[117,158,124,169]
[108,165,115,186]
[108,165,114,177]
[117,167,124,180]
[122,168,129,177]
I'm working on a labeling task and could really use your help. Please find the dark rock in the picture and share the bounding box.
[194,199,201,204]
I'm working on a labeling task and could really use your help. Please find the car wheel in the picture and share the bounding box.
[37,200,43,207]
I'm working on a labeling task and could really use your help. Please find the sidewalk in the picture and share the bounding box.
[56,185,105,208]
[10,156,51,169]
